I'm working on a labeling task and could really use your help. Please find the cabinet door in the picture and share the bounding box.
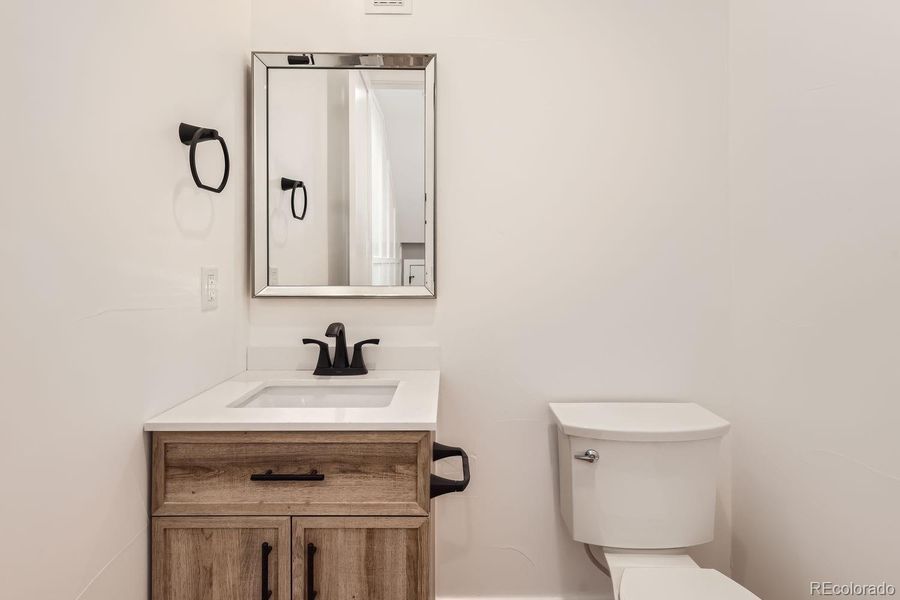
[152,517,290,600]
[293,517,431,600]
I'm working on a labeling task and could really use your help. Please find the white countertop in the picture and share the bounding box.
[144,370,440,432]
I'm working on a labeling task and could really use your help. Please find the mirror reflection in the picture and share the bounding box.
[267,68,426,287]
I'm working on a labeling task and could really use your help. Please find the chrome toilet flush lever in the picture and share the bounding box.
[575,449,599,463]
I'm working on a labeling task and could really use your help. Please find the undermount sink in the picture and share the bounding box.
[230,381,398,409]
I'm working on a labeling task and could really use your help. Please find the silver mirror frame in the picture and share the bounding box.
[251,52,436,298]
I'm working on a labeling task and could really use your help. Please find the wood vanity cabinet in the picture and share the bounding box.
[151,431,435,600]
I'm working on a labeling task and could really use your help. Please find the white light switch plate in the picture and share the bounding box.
[366,0,412,15]
[201,267,218,311]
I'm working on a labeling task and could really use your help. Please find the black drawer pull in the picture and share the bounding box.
[250,469,325,482]
[430,442,471,498]
[261,542,273,600]
[307,543,318,600]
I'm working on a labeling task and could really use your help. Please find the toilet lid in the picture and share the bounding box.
[620,568,760,600]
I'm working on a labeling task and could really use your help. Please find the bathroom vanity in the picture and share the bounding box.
[145,370,457,600]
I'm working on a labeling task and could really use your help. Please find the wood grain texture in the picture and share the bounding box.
[151,517,290,600]
[292,517,431,600]
[152,431,431,516]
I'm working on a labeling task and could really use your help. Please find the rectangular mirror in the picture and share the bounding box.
[252,53,436,297]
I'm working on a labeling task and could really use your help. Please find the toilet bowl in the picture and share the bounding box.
[619,566,760,599]
[602,549,759,600]
[549,402,759,600]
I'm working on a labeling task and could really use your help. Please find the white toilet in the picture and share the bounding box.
[549,402,760,600]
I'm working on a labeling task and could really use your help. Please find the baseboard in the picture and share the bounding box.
[438,596,610,600]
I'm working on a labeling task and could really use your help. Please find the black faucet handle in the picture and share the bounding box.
[302,338,332,373]
[349,339,380,373]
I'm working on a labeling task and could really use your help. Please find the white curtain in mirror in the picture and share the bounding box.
[368,93,400,285]
[348,71,372,286]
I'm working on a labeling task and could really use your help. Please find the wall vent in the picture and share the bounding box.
[366,0,412,15]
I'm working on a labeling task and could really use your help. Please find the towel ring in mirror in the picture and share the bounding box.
[281,177,307,220]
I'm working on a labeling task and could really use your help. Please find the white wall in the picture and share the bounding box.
[251,1,731,597]
[0,1,249,598]
[268,69,331,284]
[327,71,351,284]
[729,2,900,598]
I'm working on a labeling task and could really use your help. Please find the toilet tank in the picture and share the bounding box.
[549,402,730,549]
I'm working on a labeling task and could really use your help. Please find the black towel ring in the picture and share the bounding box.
[178,123,230,193]
[281,177,307,220]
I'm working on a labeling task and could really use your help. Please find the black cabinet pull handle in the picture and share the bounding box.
[178,123,230,193]
[430,442,471,498]
[250,469,325,482]
[281,177,308,220]
[261,542,273,600]
[307,543,318,600]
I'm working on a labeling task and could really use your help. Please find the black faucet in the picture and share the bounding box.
[326,322,350,369]
[303,322,379,376]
